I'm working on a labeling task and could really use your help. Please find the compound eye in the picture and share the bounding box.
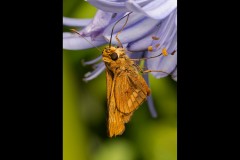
[110,52,118,61]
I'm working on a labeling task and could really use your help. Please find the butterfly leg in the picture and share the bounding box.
[143,69,169,74]
[133,63,144,73]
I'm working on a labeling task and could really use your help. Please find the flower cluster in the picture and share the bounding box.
[63,0,177,117]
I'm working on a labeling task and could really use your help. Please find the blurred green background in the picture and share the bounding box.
[63,1,177,160]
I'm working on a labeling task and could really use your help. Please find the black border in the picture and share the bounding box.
[178,0,204,159]
[33,1,63,158]
[177,0,232,159]
[3,0,63,159]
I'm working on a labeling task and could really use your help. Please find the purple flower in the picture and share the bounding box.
[63,0,177,117]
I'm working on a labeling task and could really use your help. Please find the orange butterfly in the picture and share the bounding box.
[102,45,150,137]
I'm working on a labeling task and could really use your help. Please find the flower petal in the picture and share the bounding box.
[166,33,177,53]
[86,0,151,13]
[127,51,144,59]
[63,32,106,50]
[150,9,177,49]
[63,17,92,27]
[147,53,177,78]
[86,0,129,13]
[102,12,146,38]
[127,33,153,52]
[82,55,102,66]
[80,10,114,38]
[127,9,176,52]
[63,32,74,38]
[171,67,177,81]
[104,17,160,45]
[143,73,158,118]
[83,62,105,81]
[126,0,177,20]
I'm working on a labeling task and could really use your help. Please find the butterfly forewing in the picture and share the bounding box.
[106,68,114,105]
[107,72,127,137]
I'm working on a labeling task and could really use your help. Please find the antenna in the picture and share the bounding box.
[70,29,102,53]
[109,12,132,48]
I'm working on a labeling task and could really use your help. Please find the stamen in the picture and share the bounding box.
[155,44,160,48]
[152,36,160,40]
[162,48,168,56]
[171,50,176,55]
[148,46,153,52]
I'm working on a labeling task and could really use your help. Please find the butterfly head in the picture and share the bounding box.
[102,46,126,63]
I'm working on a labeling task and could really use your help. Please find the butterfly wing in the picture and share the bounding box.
[106,68,129,137]
[106,62,150,137]
[114,70,151,114]
[106,68,113,105]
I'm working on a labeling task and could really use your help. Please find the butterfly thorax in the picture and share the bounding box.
[102,46,135,74]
